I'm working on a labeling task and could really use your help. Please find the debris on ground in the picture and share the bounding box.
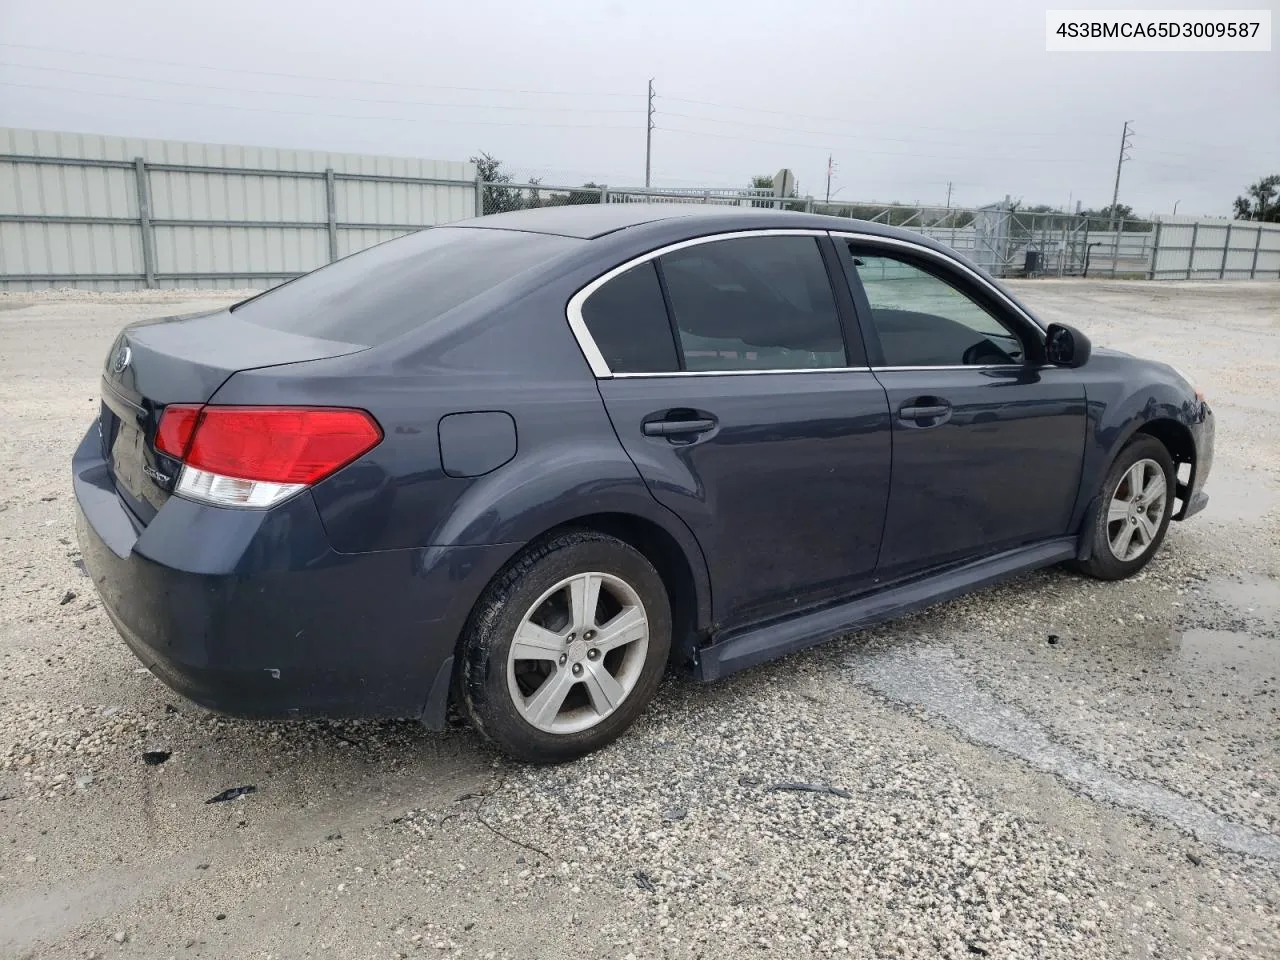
[767,781,853,799]
[205,785,256,804]
[142,750,171,766]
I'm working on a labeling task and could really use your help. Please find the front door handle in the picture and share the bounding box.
[642,417,717,437]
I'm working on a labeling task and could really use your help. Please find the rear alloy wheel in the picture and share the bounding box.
[1073,435,1176,580]
[460,530,670,762]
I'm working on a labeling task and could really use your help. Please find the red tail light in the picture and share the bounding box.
[155,405,382,508]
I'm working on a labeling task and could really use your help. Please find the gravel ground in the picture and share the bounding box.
[0,280,1277,959]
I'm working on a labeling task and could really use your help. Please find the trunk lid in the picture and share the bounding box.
[98,308,366,524]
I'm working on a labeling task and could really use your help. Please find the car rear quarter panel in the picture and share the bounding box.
[210,256,714,629]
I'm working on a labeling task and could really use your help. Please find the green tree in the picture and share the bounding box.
[1233,175,1280,222]
[470,152,539,214]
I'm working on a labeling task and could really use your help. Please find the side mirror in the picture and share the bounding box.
[1045,323,1092,367]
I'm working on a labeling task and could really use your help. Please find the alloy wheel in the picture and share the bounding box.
[506,572,650,735]
[1106,457,1168,562]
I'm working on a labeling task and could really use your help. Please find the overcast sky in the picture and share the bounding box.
[1,0,1276,216]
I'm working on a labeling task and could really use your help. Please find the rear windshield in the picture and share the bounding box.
[232,227,580,346]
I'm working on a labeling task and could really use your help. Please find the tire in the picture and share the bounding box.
[459,529,671,763]
[1073,435,1176,581]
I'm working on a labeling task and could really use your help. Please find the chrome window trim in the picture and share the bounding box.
[565,228,833,379]
[612,366,873,379]
[873,364,1026,372]
[828,230,1047,338]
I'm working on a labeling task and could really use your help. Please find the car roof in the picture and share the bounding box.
[450,202,933,244]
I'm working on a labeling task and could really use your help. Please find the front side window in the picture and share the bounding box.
[845,248,1025,367]
[659,236,848,371]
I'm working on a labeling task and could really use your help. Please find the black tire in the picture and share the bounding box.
[459,529,671,763]
[1072,434,1176,581]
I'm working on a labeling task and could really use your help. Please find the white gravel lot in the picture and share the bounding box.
[0,280,1277,959]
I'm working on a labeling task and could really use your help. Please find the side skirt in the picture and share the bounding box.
[695,537,1078,682]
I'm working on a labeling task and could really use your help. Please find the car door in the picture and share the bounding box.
[834,235,1087,579]
[571,231,892,630]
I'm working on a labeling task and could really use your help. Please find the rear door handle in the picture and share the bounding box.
[898,404,950,420]
[897,397,953,427]
[642,417,717,437]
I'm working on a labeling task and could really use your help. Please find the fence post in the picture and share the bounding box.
[324,168,338,263]
[1219,222,1231,279]
[600,185,609,204]
[1111,217,1123,278]
[474,175,484,218]
[1249,224,1262,279]
[1148,220,1162,279]
[133,157,157,289]
[1186,223,1198,279]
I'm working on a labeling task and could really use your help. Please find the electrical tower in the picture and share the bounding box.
[645,79,655,188]
[1109,121,1134,228]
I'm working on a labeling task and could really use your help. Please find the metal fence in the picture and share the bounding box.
[3,127,1278,290]
[1150,217,1280,279]
[0,127,474,291]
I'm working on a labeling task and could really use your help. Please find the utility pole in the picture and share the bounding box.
[945,181,953,210]
[644,78,655,189]
[1109,120,1133,228]
[825,153,834,204]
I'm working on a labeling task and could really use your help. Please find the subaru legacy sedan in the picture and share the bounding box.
[74,205,1212,762]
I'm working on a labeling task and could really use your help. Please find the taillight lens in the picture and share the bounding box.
[156,405,382,509]
[155,404,202,459]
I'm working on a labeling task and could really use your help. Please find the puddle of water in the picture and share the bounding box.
[1201,469,1278,522]
[1211,576,1280,619]
[1176,628,1279,671]
[849,646,1280,861]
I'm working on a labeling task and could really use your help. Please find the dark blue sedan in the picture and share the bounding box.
[74,205,1213,762]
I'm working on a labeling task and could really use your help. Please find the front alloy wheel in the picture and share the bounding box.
[1072,434,1177,581]
[1106,458,1168,562]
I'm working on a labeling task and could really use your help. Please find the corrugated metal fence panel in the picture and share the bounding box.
[1152,217,1280,279]
[0,126,475,290]
[336,228,419,259]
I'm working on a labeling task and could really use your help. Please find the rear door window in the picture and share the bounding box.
[233,227,580,346]
[658,236,849,371]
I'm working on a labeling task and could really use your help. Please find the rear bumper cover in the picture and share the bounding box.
[73,427,512,727]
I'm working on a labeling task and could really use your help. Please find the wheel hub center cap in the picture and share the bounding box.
[567,638,588,663]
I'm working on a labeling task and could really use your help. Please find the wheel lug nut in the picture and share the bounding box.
[584,630,595,640]
[587,648,599,661]
[571,663,583,676]
[567,632,576,641]
[558,654,567,665]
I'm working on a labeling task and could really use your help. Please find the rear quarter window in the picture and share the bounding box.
[580,262,680,374]
[232,227,580,346]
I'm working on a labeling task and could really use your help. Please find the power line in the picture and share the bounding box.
[0,61,640,113]
[0,61,644,114]
[654,124,1107,165]
[0,41,637,99]
[0,80,643,129]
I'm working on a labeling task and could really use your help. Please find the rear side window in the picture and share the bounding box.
[233,227,580,346]
[580,262,679,373]
[659,236,848,371]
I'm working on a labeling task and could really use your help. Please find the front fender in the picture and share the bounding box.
[1071,356,1209,532]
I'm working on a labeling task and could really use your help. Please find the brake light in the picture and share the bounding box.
[155,404,202,459]
[156,405,382,508]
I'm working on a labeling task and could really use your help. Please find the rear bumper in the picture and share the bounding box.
[73,426,513,727]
